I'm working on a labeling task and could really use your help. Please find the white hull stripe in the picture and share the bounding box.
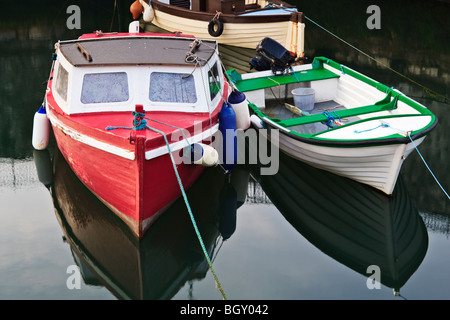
[48,112,136,160]
[145,124,219,160]
[48,112,219,161]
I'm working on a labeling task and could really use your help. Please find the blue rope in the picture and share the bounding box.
[322,111,341,128]
[334,111,341,123]
[408,133,450,200]
[145,117,191,146]
[354,123,389,134]
[290,66,300,83]
[106,111,149,130]
[106,111,191,148]
[322,111,333,128]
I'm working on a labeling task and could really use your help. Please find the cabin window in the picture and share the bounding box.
[81,72,129,104]
[55,64,69,101]
[208,62,221,101]
[149,72,197,103]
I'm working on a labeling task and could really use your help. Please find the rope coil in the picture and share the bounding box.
[322,111,342,128]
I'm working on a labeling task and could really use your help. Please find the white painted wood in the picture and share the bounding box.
[149,10,296,50]
[47,111,136,160]
[52,41,225,115]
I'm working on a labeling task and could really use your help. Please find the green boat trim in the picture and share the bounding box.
[279,91,398,127]
[249,100,437,147]
[309,114,436,141]
[229,56,438,147]
[227,67,340,92]
[228,56,436,118]
[313,57,436,118]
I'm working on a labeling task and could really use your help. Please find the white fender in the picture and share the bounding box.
[32,105,50,150]
[187,143,219,167]
[228,90,250,130]
[250,114,263,129]
[129,21,140,33]
[140,0,154,22]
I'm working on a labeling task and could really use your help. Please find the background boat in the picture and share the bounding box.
[135,0,305,57]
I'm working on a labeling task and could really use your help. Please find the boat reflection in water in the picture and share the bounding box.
[252,152,429,296]
[34,144,428,298]
[38,147,244,299]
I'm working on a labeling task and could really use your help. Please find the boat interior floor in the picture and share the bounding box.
[264,99,359,135]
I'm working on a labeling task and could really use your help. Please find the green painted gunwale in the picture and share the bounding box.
[229,57,437,146]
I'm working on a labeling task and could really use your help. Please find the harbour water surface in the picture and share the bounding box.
[0,0,449,300]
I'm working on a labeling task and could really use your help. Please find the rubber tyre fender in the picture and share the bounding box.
[208,19,224,37]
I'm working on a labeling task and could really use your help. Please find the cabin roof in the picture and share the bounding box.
[57,35,217,67]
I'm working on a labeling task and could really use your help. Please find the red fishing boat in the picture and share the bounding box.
[32,23,247,238]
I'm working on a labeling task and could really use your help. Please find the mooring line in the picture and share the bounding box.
[353,122,448,199]
[151,125,228,299]
[107,112,228,299]
[407,133,450,200]
[303,15,449,104]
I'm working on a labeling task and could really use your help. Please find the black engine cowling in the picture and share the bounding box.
[249,37,305,75]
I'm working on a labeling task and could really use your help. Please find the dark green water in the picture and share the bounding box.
[0,0,449,300]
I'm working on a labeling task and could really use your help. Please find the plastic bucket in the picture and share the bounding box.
[291,87,315,111]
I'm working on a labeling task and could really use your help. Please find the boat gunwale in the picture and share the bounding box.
[244,56,438,147]
[151,0,302,23]
[316,57,436,118]
[251,103,437,147]
[45,66,227,160]
[46,92,223,160]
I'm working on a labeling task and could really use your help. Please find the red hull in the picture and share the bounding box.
[53,126,208,237]
[47,96,224,238]
[44,32,229,237]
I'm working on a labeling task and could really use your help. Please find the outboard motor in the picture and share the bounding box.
[250,37,305,75]
[249,56,272,72]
